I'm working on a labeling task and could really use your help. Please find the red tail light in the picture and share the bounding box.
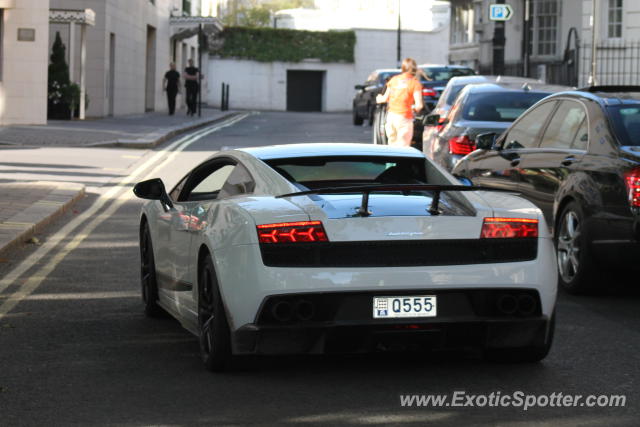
[624,167,640,208]
[449,135,476,155]
[480,217,539,238]
[422,88,437,97]
[257,221,328,244]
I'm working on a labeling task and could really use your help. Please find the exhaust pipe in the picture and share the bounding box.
[496,294,518,315]
[517,294,537,316]
[271,300,293,322]
[294,300,315,321]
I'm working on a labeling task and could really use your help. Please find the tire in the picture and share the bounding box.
[352,107,364,125]
[555,201,598,294]
[198,254,232,372]
[372,106,388,145]
[485,313,555,363]
[140,223,164,318]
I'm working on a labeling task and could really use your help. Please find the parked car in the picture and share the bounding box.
[452,86,640,294]
[418,64,477,111]
[134,143,557,371]
[422,76,543,156]
[424,82,570,171]
[372,65,476,147]
[353,69,400,125]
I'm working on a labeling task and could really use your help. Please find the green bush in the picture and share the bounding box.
[212,27,355,63]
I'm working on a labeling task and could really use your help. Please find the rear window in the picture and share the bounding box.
[421,67,475,82]
[265,156,427,188]
[608,105,640,146]
[379,71,400,83]
[462,92,549,122]
[445,84,467,106]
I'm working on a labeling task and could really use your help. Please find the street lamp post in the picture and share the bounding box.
[396,0,401,67]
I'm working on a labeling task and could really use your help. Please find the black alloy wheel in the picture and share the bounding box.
[555,202,598,294]
[198,255,232,372]
[140,224,164,317]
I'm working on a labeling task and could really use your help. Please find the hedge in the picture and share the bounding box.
[211,27,355,63]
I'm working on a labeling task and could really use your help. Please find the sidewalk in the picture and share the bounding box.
[0,108,240,256]
[0,108,239,148]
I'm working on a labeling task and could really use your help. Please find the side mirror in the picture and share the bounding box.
[424,114,440,127]
[133,178,173,210]
[476,132,498,150]
[454,175,473,186]
[354,84,365,90]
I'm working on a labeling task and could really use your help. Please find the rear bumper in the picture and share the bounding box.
[230,288,551,355]
[233,317,551,355]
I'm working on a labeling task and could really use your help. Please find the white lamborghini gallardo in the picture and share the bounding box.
[134,143,557,371]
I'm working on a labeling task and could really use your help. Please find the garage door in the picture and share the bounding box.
[286,70,324,112]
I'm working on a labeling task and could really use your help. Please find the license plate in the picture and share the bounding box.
[373,295,437,319]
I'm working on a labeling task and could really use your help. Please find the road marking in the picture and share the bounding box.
[0,114,249,318]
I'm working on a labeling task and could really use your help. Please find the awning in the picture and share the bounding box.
[170,16,223,41]
[49,8,96,26]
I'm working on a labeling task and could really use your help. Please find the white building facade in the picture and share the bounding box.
[0,0,50,125]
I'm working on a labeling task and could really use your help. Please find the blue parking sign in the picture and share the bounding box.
[489,4,513,21]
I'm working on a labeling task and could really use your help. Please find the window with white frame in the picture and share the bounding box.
[450,2,475,45]
[607,0,623,38]
[528,0,560,57]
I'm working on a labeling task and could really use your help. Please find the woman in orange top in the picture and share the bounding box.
[376,58,424,147]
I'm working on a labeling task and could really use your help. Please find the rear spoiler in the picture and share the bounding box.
[277,184,515,217]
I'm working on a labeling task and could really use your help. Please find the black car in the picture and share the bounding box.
[424,82,570,171]
[371,65,476,146]
[452,86,640,293]
[353,69,400,125]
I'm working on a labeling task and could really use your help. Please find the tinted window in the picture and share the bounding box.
[219,163,255,198]
[540,100,587,149]
[608,105,640,146]
[445,84,467,106]
[190,165,235,198]
[572,119,589,150]
[462,92,550,122]
[266,156,426,187]
[503,101,557,149]
[421,67,475,81]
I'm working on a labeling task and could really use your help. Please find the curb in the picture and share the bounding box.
[87,112,242,149]
[0,182,85,258]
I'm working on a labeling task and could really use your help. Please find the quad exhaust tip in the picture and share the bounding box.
[271,299,316,322]
[496,293,538,316]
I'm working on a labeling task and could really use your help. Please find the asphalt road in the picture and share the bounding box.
[0,112,638,426]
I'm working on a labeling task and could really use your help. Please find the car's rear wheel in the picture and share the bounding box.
[140,223,164,317]
[485,314,555,363]
[352,106,364,125]
[555,201,597,294]
[198,254,232,372]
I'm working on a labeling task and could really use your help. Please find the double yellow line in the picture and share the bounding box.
[0,113,249,319]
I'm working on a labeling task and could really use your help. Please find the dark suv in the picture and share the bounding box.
[352,69,400,125]
[452,86,640,294]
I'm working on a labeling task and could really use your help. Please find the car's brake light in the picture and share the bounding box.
[480,217,539,238]
[422,88,437,97]
[624,167,640,208]
[257,221,328,244]
[449,135,476,155]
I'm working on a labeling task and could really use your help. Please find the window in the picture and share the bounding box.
[540,101,588,150]
[503,101,557,149]
[190,165,235,198]
[218,163,255,198]
[462,91,549,122]
[528,0,559,56]
[450,2,475,45]
[607,104,640,146]
[607,0,623,38]
[266,156,427,187]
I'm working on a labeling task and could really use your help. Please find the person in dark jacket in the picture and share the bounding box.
[183,59,200,116]
[163,62,180,115]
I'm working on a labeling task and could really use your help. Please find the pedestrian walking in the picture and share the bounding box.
[184,59,200,116]
[163,62,180,115]
[376,58,424,147]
